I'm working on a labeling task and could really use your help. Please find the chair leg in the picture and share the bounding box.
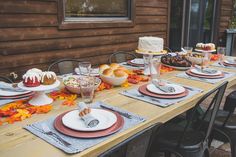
[204,148,210,157]
[230,140,236,157]
[164,151,171,157]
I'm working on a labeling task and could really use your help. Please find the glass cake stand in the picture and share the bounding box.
[18,80,60,106]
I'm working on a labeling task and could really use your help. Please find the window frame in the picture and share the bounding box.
[58,0,136,29]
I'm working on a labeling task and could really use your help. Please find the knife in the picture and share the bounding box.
[100,104,132,119]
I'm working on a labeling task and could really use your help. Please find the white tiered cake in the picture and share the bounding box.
[138,36,164,52]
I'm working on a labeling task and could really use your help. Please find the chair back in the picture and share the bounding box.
[178,81,228,145]
[164,47,173,53]
[0,76,13,83]
[98,123,162,157]
[109,51,137,64]
[220,91,236,127]
[47,58,81,75]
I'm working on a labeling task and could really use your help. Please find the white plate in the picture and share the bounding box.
[18,80,60,92]
[224,59,236,65]
[161,63,190,70]
[130,58,144,65]
[190,68,222,76]
[62,109,117,131]
[195,49,216,53]
[146,83,185,95]
[0,89,31,96]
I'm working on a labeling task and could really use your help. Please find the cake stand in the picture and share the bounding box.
[194,49,216,53]
[135,49,167,56]
[18,80,60,106]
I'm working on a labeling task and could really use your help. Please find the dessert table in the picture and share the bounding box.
[0,62,236,157]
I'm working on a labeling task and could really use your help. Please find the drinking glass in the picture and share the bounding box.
[217,47,226,63]
[79,76,95,104]
[78,62,91,76]
[184,47,193,55]
[202,52,212,67]
[149,57,161,81]
[143,54,153,75]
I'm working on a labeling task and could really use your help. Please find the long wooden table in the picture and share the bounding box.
[1,65,236,157]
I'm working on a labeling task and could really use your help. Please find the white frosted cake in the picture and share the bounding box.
[138,36,164,52]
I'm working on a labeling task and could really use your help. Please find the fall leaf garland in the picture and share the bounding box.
[0,100,52,125]
[0,89,77,125]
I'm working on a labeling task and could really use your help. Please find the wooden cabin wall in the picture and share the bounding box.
[0,0,169,78]
[218,0,234,42]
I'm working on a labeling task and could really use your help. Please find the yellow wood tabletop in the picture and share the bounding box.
[0,64,236,157]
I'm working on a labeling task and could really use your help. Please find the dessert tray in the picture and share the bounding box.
[18,80,60,106]
[161,63,190,70]
[161,53,191,70]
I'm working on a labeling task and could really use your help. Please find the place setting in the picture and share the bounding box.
[213,58,236,69]
[24,101,145,154]
[119,58,145,70]
[175,47,236,84]
[120,58,203,107]
[0,81,35,106]
[210,47,236,70]
[74,61,100,77]
[176,63,235,84]
[23,66,146,154]
[126,58,144,67]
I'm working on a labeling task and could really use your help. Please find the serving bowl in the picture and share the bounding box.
[185,53,204,65]
[63,75,101,94]
[99,74,128,86]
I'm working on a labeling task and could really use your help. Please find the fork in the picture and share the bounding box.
[41,123,71,146]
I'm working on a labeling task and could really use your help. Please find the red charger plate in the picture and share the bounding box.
[0,91,35,99]
[223,62,236,67]
[186,70,224,79]
[138,84,189,99]
[54,110,124,138]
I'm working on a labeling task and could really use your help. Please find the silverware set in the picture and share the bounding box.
[41,123,71,146]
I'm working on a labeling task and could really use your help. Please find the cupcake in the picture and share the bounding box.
[23,72,41,87]
[41,71,57,85]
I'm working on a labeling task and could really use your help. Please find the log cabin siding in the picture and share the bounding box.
[218,0,234,39]
[0,0,169,77]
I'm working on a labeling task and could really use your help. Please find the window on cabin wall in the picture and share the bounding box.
[65,0,130,20]
[59,0,135,29]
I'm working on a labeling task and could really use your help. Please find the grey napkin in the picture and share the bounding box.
[24,101,145,154]
[152,79,175,93]
[176,71,235,84]
[120,83,203,107]
[0,81,25,92]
